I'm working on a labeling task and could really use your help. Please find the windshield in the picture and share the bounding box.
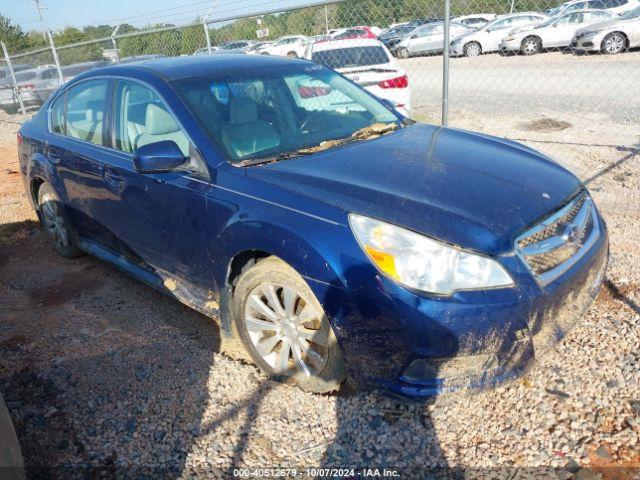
[174,64,399,163]
[621,5,640,18]
[312,46,390,69]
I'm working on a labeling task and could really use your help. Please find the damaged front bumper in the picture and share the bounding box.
[307,216,609,399]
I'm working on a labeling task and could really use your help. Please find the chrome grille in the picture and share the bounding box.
[516,192,599,285]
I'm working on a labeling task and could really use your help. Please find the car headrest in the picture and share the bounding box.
[145,103,180,135]
[230,97,258,125]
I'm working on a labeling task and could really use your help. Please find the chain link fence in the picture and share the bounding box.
[1,0,639,177]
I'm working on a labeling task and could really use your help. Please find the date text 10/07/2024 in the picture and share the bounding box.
[233,468,401,477]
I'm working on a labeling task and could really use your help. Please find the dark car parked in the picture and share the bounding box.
[17,55,608,398]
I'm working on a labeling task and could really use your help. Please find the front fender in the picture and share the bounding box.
[214,212,376,293]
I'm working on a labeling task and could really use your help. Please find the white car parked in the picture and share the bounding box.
[547,0,640,16]
[572,4,640,52]
[450,12,549,56]
[452,14,499,29]
[499,9,616,54]
[255,35,307,57]
[304,38,411,116]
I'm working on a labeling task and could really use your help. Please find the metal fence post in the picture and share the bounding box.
[47,30,64,83]
[111,25,121,64]
[203,17,212,53]
[324,4,330,34]
[1,42,27,118]
[442,0,450,126]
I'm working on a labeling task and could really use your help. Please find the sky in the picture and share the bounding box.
[2,0,313,32]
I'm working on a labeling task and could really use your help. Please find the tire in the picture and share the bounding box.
[37,183,81,258]
[286,51,298,58]
[521,36,541,55]
[232,256,346,393]
[463,41,482,57]
[601,32,627,55]
[395,47,409,59]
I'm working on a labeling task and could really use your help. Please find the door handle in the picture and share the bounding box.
[103,167,123,188]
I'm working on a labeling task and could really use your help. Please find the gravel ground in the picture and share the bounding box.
[0,62,639,479]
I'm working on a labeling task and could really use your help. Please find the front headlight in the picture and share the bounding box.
[451,38,462,46]
[504,35,515,41]
[349,214,514,296]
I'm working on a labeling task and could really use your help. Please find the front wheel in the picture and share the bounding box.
[521,36,541,55]
[601,32,626,54]
[286,51,298,58]
[233,256,346,393]
[38,183,81,258]
[463,41,482,57]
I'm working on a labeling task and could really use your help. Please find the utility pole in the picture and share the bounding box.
[32,0,48,42]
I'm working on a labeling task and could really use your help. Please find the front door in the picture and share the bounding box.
[102,79,212,287]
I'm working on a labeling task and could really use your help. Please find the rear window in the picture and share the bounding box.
[312,46,390,69]
[15,70,38,82]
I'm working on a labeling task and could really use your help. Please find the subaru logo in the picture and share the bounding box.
[562,224,581,245]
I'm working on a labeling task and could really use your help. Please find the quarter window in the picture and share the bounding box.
[50,92,66,135]
[64,79,109,145]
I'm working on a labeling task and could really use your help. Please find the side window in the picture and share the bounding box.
[50,92,66,134]
[114,80,190,157]
[65,79,108,145]
[492,18,513,30]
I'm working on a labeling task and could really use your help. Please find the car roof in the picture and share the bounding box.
[311,38,384,51]
[75,54,304,82]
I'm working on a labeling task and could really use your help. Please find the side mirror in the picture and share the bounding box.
[133,140,188,174]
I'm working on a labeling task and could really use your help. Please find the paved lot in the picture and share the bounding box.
[401,50,640,124]
[0,67,639,478]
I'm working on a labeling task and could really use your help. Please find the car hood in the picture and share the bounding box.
[244,124,581,254]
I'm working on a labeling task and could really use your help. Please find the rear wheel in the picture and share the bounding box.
[464,41,482,57]
[286,51,298,58]
[37,183,81,258]
[521,36,541,55]
[395,47,409,59]
[601,32,626,54]
[232,256,346,393]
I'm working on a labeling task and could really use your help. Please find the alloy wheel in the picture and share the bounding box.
[465,42,481,57]
[40,192,70,252]
[522,38,539,55]
[603,33,625,54]
[244,283,329,377]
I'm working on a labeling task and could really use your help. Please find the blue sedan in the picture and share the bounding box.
[17,55,608,398]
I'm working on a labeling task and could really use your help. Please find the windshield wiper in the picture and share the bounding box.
[239,122,400,167]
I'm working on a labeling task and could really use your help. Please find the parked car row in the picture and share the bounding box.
[0,55,168,114]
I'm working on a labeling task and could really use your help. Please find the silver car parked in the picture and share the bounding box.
[450,12,549,56]
[572,4,640,52]
[0,66,58,114]
[393,21,475,58]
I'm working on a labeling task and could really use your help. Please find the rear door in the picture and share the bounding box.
[45,78,120,249]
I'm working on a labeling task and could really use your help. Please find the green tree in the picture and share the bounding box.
[0,14,28,52]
